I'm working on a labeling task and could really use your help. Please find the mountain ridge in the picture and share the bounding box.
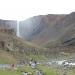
[19,12,75,48]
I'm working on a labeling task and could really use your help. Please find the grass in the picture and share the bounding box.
[0,65,75,75]
[67,70,75,75]
[0,70,20,75]
[0,50,16,64]
[37,65,56,75]
[26,54,47,61]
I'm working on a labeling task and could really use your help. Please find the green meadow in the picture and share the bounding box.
[0,64,75,75]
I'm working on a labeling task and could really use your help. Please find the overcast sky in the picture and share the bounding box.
[0,0,75,20]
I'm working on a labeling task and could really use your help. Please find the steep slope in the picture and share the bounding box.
[19,12,75,53]
[57,12,75,46]
[45,12,75,48]
[0,32,48,63]
[19,14,65,45]
[0,19,17,35]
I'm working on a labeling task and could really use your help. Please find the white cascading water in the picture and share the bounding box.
[17,21,20,37]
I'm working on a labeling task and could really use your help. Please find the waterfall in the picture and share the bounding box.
[17,21,20,37]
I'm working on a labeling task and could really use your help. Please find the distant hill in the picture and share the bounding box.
[19,14,66,45]
[45,12,75,48]
[19,12,75,49]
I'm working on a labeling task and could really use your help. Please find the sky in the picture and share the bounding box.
[0,0,75,21]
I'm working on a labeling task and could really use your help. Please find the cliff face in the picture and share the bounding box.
[0,19,17,35]
[55,12,75,46]
[19,14,65,45]
[44,12,75,48]
[0,19,17,49]
[19,12,75,48]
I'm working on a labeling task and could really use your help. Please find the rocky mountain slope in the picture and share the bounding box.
[45,12,75,48]
[0,31,48,63]
[19,14,66,45]
[0,19,17,35]
[19,12,75,50]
